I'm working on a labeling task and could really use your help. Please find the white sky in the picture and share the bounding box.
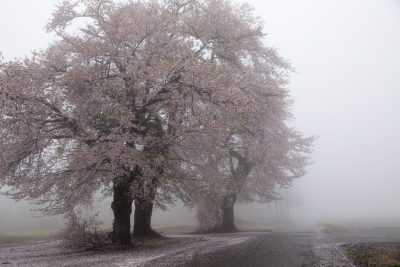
[0,0,400,224]
[240,0,400,222]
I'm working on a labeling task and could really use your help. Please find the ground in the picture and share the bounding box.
[1,225,400,266]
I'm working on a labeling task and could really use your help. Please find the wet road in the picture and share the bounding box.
[183,228,400,267]
[186,231,317,267]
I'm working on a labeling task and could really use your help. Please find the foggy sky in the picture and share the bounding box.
[0,0,399,227]
[239,0,400,222]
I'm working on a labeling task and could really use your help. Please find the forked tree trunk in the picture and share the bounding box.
[218,193,237,232]
[111,179,133,245]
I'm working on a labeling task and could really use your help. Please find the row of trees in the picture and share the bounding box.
[0,0,312,245]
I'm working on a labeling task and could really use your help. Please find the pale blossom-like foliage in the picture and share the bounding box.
[0,0,277,216]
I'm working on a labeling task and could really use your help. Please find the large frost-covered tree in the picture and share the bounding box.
[0,0,256,245]
[0,0,312,244]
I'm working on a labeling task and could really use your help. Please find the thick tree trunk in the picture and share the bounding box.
[133,200,159,237]
[132,177,160,237]
[218,193,237,232]
[111,179,133,245]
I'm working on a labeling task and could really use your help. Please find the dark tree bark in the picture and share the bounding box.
[132,177,160,237]
[218,192,238,232]
[133,200,160,237]
[111,178,133,245]
[213,151,253,233]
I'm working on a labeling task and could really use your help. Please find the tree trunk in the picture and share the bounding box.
[111,179,133,245]
[219,193,237,232]
[132,177,160,237]
[133,200,159,237]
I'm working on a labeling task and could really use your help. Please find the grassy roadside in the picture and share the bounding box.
[320,223,353,234]
[0,221,275,249]
[154,222,276,235]
[0,230,59,246]
[154,225,197,235]
[341,243,400,267]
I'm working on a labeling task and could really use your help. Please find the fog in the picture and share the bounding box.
[0,0,399,231]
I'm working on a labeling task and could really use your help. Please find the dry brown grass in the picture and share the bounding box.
[341,242,400,267]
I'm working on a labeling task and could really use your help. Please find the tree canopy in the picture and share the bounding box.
[0,0,312,244]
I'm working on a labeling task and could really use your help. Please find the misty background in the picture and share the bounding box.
[0,0,399,231]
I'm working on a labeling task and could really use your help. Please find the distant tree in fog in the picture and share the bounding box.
[180,78,312,232]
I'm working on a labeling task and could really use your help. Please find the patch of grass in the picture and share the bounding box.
[154,222,276,236]
[0,230,59,246]
[237,222,276,232]
[154,225,197,235]
[339,245,356,258]
[133,237,181,249]
[320,224,352,234]
[341,242,400,267]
